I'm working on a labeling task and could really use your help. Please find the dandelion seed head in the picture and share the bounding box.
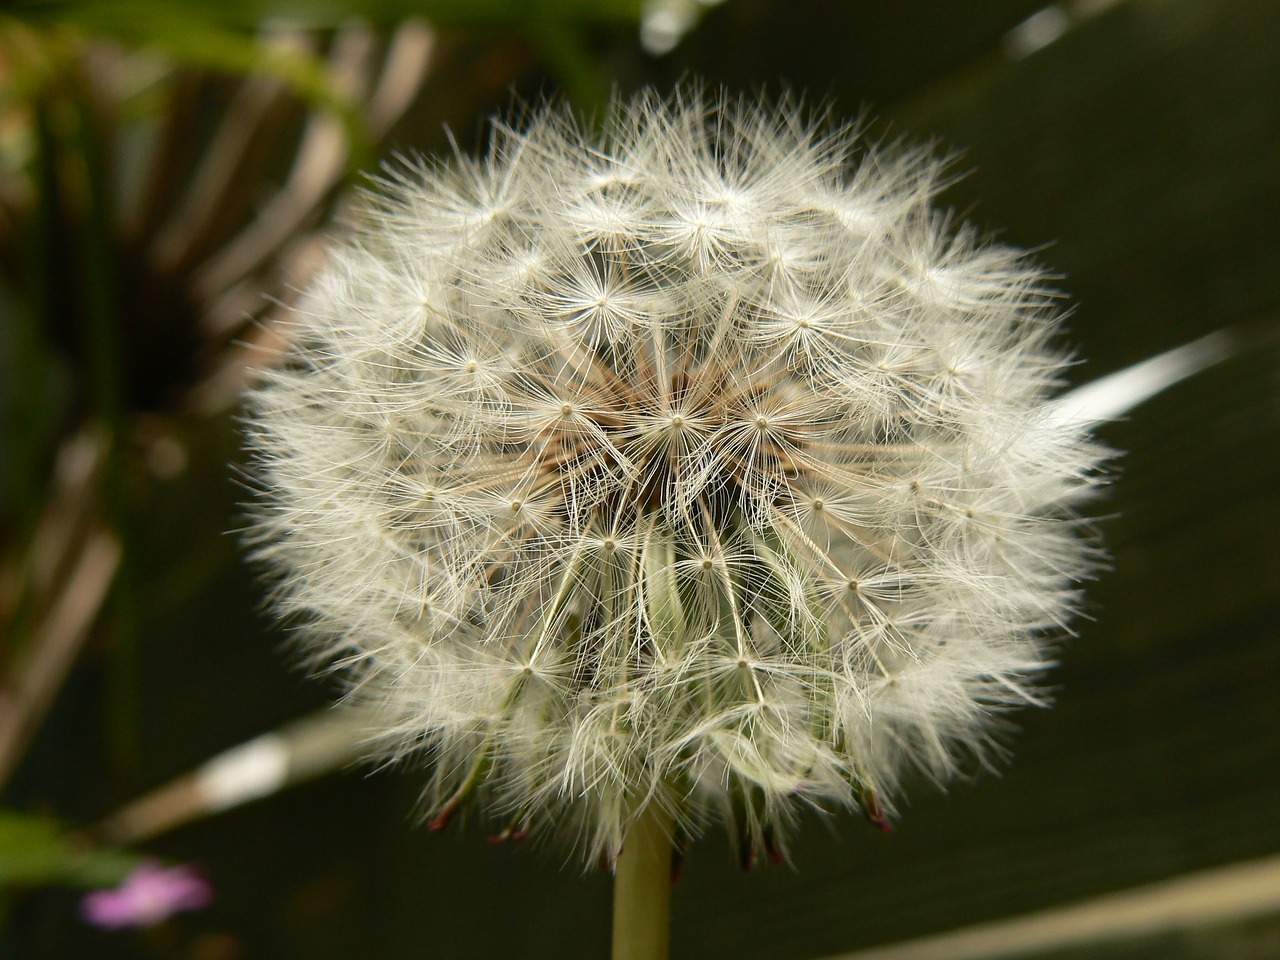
[244,88,1103,865]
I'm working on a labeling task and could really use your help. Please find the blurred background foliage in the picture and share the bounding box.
[1,1,1278,958]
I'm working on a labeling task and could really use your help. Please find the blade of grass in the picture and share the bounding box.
[0,530,121,790]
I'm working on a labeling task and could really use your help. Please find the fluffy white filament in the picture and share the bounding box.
[244,90,1102,865]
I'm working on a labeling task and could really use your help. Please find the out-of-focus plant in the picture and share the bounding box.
[0,12,435,799]
[79,860,212,929]
[14,0,649,111]
[0,810,142,892]
[0,808,216,935]
[0,0,649,858]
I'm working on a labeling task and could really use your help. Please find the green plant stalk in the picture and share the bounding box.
[67,80,139,776]
[611,801,673,960]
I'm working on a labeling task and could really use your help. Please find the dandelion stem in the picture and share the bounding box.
[612,802,674,960]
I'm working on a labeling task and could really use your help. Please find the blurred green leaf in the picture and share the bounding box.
[16,0,642,30]
[10,3,374,170]
[0,811,141,890]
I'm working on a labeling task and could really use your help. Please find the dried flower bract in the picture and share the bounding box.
[245,89,1102,864]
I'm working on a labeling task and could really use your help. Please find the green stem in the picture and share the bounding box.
[612,801,674,960]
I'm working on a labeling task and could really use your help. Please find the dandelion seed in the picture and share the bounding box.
[244,88,1102,867]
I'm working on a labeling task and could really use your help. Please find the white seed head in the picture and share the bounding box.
[244,89,1103,865]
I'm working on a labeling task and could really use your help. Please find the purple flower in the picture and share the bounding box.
[81,861,213,929]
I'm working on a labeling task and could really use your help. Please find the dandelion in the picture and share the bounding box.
[244,88,1101,955]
